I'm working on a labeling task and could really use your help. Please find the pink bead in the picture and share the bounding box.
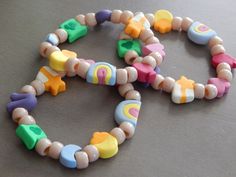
[161,77,175,93]
[217,69,233,82]
[139,29,154,42]
[142,56,157,69]
[181,17,193,31]
[125,90,141,101]
[216,62,231,73]
[65,58,80,77]
[110,127,126,145]
[208,78,230,97]
[125,66,138,82]
[20,85,36,95]
[172,17,183,31]
[151,74,164,90]
[211,44,225,56]
[149,52,163,66]
[119,122,135,139]
[18,115,36,125]
[85,13,97,26]
[205,84,218,99]
[116,69,128,85]
[145,36,160,45]
[35,138,52,156]
[39,42,52,57]
[83,145,99,162]
[48,141,64,159]
[76,61,91,79]
[212,53,236,68]
[75,14,86,25]
[132,62,156,83]
[111,10,122,23]
[145,13,155,27]
[30,80,45,96]
[120,10,134,25]
[208,36,223,49]
[142,43,165,57]
[12,108,28,123]
[54,29,68,43]
[118,83,134,97]
[124,50,139,65]
[194,83,205,99]
[75,151,89,169]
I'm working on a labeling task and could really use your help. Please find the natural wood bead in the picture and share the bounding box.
[194,83,205,99]
[208,36,223,49]
[85,13,97,27]
[76,61,90,79]
[45,46,60,58]
[120,10,134,25]
[30,80,45,96]
[83,145,99,162]
[124,50,139,65]
[205,84,218,99]
[75,14,86,25]
[110,127,126,145]
[125,90,141,101]
[216,62,231,73]
[133,56,143,64]
[35,138,52,156]
[119,122,135,139]
[161,77,175,93]
[151,74,164,90]
[145,36,160,45]
[116,69,128,85]
[211,44,225,56]
[139,29,154,42]
[181,17,193,31]
[119,31,132,40]
[111,9,122,23]
[142,56,157,69]
[145,13,155,27]
[217,69,233,82]
[149,52,163,66]
[118,83,134,97]
[75,151,89,169]
[125,66,138,83]
[65,58,80,77]
[20,85,36,95]
[39,42,52,57]
[48,141,64,159]
[54,29,68,43]
[12,108,28,123]
[172,17,183,31]
[18,115,36,125]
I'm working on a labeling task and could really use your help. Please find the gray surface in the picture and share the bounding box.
[0,0,236,177]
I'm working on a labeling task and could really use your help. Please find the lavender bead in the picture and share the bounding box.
[7,93,37,113]
[95,10,112,24]
[155,66,161,74]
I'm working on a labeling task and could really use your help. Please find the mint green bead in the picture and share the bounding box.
[117,39,142,58]
[16,124,47,150]
[59,18,88,43]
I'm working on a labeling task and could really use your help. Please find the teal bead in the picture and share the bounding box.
[117,39,142,58]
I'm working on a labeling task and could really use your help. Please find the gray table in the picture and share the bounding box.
[1,0,236,177]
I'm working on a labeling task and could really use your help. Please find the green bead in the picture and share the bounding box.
[59,18,88,43]
[117,39,142,58]
[16,124,47,150]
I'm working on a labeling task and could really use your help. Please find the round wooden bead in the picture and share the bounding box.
[216,62,231,73]
[210,44,225,56]
[111,9,122,23]
[142,56,157,69]
[30,80,45,96]
[217,69,233,82]
[172,17,183,31]
[205,84,218,99]
[133,56,143,64]
[75,151,89,169]
[35,138,52,156]
[139,29,154,42]
[194,83,205,99]
[85,13,97,27]
[145,13,155,27]
[54,29,68,43]
[125,66,138,83]
[118,83,134,97]
[18,115,36,125]
[151,74,164,90]
[20,85,36,95]
[110,127,126,145]
[119,31,133,40]
[65,58,80,77]
[208,36,223,49]
[12,107,28,123]
[39,42,52,57]
[181,17,193,31]
[125,90,141,101]
[119,122,135,139]
[48,141,64,159]
[124,50,139,65]
[75,14,86,25]
[83,145,99,162]
[120,10,134,25]
[161,77,176,93]
[145,36,160,45]
[76,60,91,79]
[45,46,60,58]
[149,52,163,66]
[116,69,128,85]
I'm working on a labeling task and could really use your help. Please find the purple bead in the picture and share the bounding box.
[95,10,112,24]
[155,66,161,74]
[7,93,37,113]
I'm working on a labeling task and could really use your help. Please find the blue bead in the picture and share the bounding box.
[45,33,59,46]
[59,144,81,168]
[187,21,216,45]
[95,10,112,24]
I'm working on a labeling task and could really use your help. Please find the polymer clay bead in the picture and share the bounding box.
[95,9,112,24]
[12,107,28,123]
[48,141,64,160]
[212,53,236,68]
[35,138,52,156]
[49,51,69,72]
[75,151,89,169]
[133,62,156,83]
[119,122,135,139]
[142,43,165,57]
[18,115,36,125]
[110,127,126,145]
[154,10,173,33]
[208,78,230,97]
[45,33,59,46]
[83,145,99,162]
[117,39,141,58]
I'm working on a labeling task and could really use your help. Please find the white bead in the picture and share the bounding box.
[75,14,86,25]
[48,141,64,159]
[85,13,97,27]
[12,108,28,123]
[216,62,231,73]
[75,151,89,169]
[18,115,36,125]
[110,127,126,145]
[142,56,157,69]
[30,80,45,96]
[35,138,52,156]
[118,83,134,97]
[149,52,163,66]
[145,13,155,27]
[20,85,36,95]
[111,10,122,23]
[125,67,138,83]
[194,83,205,99]
[211,44,225,56]
[151,74,164,90]
[161,77,175,93]
[83,145,99,162]
[208,36,223,49]
[217,69,233,82]
[125,90,141,101]
[205,84,218,99]
[119,122,135,139]
[124,50,139,65]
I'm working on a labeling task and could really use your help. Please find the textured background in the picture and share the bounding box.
[0,0,236,177]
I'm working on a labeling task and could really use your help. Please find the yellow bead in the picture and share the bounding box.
[154,9,173,23]
[154,10,173,34]
[49,51,69,72]
[61,50,77,59]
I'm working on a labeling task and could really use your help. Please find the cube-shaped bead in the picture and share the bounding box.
[117,39,141,58]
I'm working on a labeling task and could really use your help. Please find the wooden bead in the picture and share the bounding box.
[18,115,36,125]
[110,127,126,145]
[161,77,175,93]
[125,66,138,82]
[83,145,99,162]
[118,83,134,97]
[111,9,122,23]
[35,138,52,156]
[172,17,183,31]
[45,46,60,58]
[54,29,68,43]
[39,42,52,57]
[118,31,133,40]
[85,13,97,27]
[145,36,160,45]
[65,58,80,77]
[216,62,231,73]
[12,108,28,123]
[120,10,134,25]
[217,69,233,82]
[48,141,64,159]
[139,29,154,42]
[142,56,157,69]
[125,90,141,100]
[194,83,205,99]
[116,69,128,85]
[145,13,155,27]
[76,60,91,79]
[149,52,163,66]
[208,36,223,49]
[75,14,86,25]
[30,80,45,96]
[20,85,36,95]
[119,122,135,139]
[151,74,164,90]
[75,151,89,169]
[124,50,139,65]
[211,44,225,56]
[181,17,193,31]
[205,84,218,99]
[133,56,143,64]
